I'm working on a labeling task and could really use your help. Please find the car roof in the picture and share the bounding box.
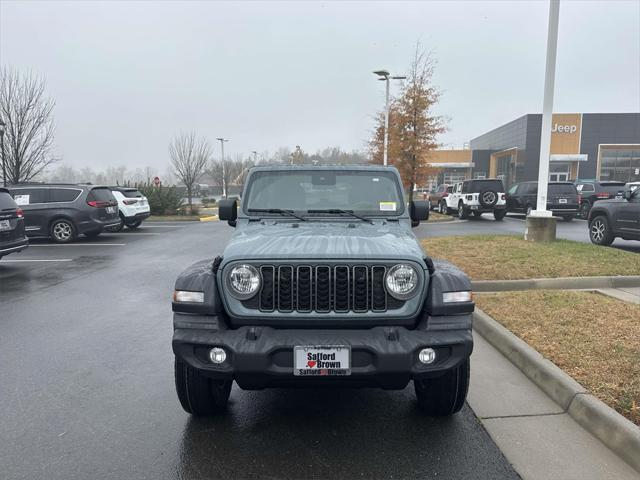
[248,164,399,172]
[109,186,139,191]
[9,183,104,189]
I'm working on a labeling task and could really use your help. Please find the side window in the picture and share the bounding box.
[51,188,81,203]
[11,188,49,205]
[508,184,519,195]
[583,184,595,192]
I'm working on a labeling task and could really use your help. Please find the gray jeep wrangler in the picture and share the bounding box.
[172,165,474,416]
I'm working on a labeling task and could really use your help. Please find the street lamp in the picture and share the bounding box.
[527,0,560,242]
[374,70,406,166]
[0,118,6,187]
[216,137,229,198]
[251,150,258,163]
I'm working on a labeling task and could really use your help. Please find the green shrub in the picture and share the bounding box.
[138,184,183,215]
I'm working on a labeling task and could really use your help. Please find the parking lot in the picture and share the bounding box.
[1,220,524,480]
[2,215,638,479]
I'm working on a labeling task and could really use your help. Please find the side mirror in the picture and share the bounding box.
[218,199,237,227]
[410,200,429,227]
[623,190,632,201]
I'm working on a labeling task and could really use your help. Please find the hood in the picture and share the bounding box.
[222,221,425,263]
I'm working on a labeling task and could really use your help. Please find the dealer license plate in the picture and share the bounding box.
[558,198,567,204]
[0,219,11,231]
[106,206,116,214]
[294,345,351,376]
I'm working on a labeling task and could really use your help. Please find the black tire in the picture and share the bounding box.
[580,201,591,220]
[84,231,101,238]
[493,209,506,221]
[126,220,142,229]
[50,218,77,243]
[174,358,232,416]
[589,215,614,246]
[439,200,448,215]
[457,202,469,219]
[479,189,498,208]
[415,358,470,416]
[563,215,574,222]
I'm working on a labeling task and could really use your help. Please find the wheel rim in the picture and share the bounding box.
[458,205,464,218]
[53,222,72,241]
[482,191,496,205]
[591,219,606,242]
[581,203,590,218]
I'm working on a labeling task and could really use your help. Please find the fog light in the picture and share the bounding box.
[209,347,227,364]
[418,348,436,365]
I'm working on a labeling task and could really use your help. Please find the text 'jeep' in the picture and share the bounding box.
[172,165,474,416]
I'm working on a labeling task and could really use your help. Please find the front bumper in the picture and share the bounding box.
[173,313,473,390]
[0,236,29,256]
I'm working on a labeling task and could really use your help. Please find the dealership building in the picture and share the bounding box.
[427,113,640,188]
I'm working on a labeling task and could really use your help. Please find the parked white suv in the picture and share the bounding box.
[109,187,151,231]
[449,179,507,220]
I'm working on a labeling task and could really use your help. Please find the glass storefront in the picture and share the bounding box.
[599,146,640,182]
[549,162,570,182]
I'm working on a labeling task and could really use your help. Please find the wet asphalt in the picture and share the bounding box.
[0,220,526,479]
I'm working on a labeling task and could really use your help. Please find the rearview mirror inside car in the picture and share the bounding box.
[218,199,237,226]
[410,200,429,227]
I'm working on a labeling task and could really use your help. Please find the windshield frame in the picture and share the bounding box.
[241,168,407,218]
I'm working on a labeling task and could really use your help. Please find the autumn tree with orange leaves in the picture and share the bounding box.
[369,47,446,200]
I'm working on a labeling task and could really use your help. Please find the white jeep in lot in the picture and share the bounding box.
[449,179,507,220]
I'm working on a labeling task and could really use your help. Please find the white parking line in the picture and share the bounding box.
[1,258,73,262]
[139,225,185,228]
[111,232,160,236]
[29,243,127,247]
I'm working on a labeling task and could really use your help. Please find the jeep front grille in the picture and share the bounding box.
[243,264,404,313]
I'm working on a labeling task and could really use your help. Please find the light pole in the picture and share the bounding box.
[527,0,560,241]
[216,137,229,198]
[251,150,258,164]
[0,119,6,187]
[373,70,406,166]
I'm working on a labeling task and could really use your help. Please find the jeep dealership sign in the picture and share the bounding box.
[551,123,577,134]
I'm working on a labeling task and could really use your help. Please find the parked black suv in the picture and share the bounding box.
[506,181,580,221]
[588,186,640,245]
[0,187,29,259]
[9,184,120,243]
[575,180,626,219]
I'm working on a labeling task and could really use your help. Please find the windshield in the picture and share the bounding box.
[244,170,404,216]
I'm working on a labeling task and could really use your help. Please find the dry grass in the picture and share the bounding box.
[422,235,640,280]
[427,212,454,223]
[476,290,640,425]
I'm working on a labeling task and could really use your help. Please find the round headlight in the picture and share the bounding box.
[385,264,419,300]
[227,264,261,299]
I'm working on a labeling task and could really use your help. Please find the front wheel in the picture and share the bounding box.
[174,358,232,416]
[589,215,614,246]
[439,200,448,215]
[493,209,506,221]
[580,201,591,220]
[415,358,470,416]
[457,203,469,219]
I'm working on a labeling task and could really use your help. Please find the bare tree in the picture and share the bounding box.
[169,132,211,210]
[0,68,57,184]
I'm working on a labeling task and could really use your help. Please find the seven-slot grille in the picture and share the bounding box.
[242,264,405,313]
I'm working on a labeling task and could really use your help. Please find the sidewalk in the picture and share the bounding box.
[597,287,640,304]
[468,332,639,480]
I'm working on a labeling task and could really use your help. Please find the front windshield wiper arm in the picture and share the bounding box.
[248,208,307,221]
[307,209,374,225]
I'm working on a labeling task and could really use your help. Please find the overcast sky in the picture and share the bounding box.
[1,0,639,171]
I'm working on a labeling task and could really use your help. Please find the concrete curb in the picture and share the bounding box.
[474,309,640,472]
[472,275,640,292]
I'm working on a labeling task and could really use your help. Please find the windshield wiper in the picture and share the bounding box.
[248,208,307,221]
[307,209,374,224]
